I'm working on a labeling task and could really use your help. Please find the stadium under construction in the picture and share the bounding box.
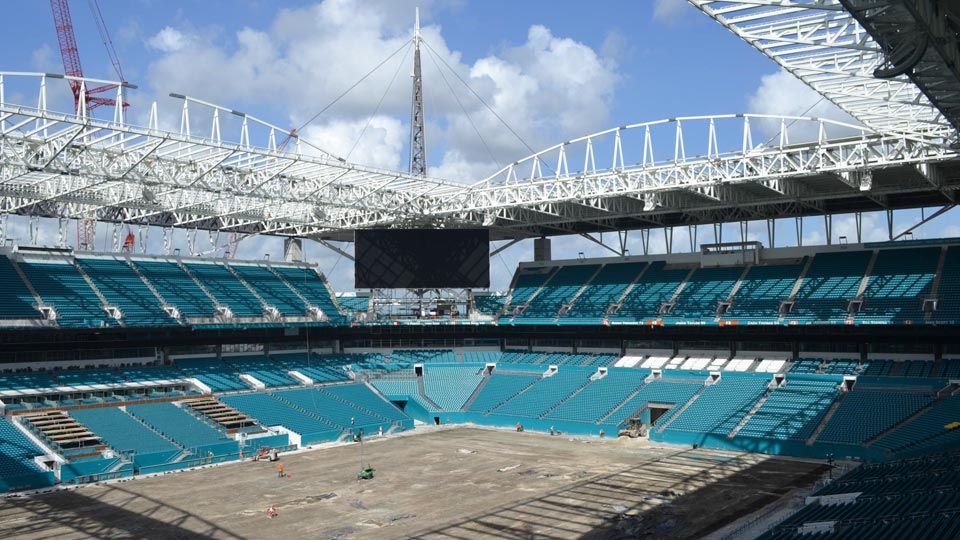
[0,1,959,538]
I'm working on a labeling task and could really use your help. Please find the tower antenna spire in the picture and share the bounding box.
[409,7,427,177]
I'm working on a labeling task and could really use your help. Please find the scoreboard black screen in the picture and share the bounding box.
[354,229,490,289]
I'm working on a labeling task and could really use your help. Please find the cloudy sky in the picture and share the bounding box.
[3,0,955,291]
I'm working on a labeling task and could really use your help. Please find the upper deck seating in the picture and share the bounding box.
[20,260,113,328]
[513,265,600,323]
[271,266,346,324]
[662,265,743,324]
[789,250,872,324]
[858,247,939,324]
[229,264,306,317]
[723,261,805,324]
[75,258,176,326]
[184,262,263,318]
[132,260,216,318]
[561,262,646,323]
[0,256,41,319]
[609,262,689,323]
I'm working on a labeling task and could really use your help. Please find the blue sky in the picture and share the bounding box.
[2,0,955,291]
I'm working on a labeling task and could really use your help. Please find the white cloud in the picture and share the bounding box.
[301,116,405,170]
[653,0,689,24]
[147,27,190,53]
[141,1,619,182]
[747,69,860,141]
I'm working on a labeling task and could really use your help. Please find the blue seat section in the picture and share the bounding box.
[490,370,592,418]
[337,295,369,314]
[20,260,113,328]
[56,368,126,387]
[127,403,237,456]
[229,264,306,316]
[70,407,180,467]
[175,357,247,392]
[270,352,350,382]
[422,366,484,410]
[562,262,646,323]
[185,263,263,317]
[467,372,540,412]
[75,258,176,326]
[791,357,860,375]
[603,378,704,427]
[609,262,689,323]
[507,269,555,310]
[662,266,743,324]
[818,388,934,445]
[0,417,54,492]
[862,359,935,378]
[225,355,299,387]
[858,247,939,324]
[220,392,339,444]
[737,376,841,440]
[789,250,872,324]
[514,265,600,322]
[0,256,41,319]
[473,294,504,315]
[392,349,456,363]
[723,261,805,324]
[271,266,347,324]
[544,369,648,423]
[461,351,502,364]
[319,384,408,424]
[759,452,960,540]
[933,246,960,324]
[664,374,770,435]
[872,395,960,454]
[937,359,960,378]
[0,371,57,391]
[371,379,435,411]
[499,350,545,364]
[131,260,216,318]
[120,365,185,383]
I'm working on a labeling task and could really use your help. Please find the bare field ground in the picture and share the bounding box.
[0,426,827,539]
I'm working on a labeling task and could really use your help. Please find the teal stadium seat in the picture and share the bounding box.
[185,262,263,318]
[858,247,939,324]
[20,260,114,328]
[723,261,805,324]
[789,250,872,324]
[609,262,689,323]
[0,256,42,319]
[75,258,177,326]
[132,260,216,318]
[229,264,308,317]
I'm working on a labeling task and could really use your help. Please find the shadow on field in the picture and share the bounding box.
[409,447,827,540]
[1,483,245,539]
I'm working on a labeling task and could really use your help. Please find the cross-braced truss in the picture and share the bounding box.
[688,0,957,140]
[1,33,959,243]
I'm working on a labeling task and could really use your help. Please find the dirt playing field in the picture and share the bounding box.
[0,426,828,539]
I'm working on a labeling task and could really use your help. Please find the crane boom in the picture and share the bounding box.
[48,0,125,111]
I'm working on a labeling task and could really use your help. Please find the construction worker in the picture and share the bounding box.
[277,463,285,478]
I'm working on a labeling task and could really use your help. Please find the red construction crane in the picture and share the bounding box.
[49,0,127,111]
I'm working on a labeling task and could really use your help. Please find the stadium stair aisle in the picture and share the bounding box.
[723,261,806,324]
[544,368,649,424]
[0,255,42,319]
[75,257,178,327]
[184,262,264,318]
[787,250,873,324]
[19,259,114,328]
[489,370,593,418]
[270,266,347,324]
[608,262,690,323]
[857,247,939,324]
[661,265,744,324]
[735,377,842,441]
[229,264,309,317]
[132,260,217,318]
